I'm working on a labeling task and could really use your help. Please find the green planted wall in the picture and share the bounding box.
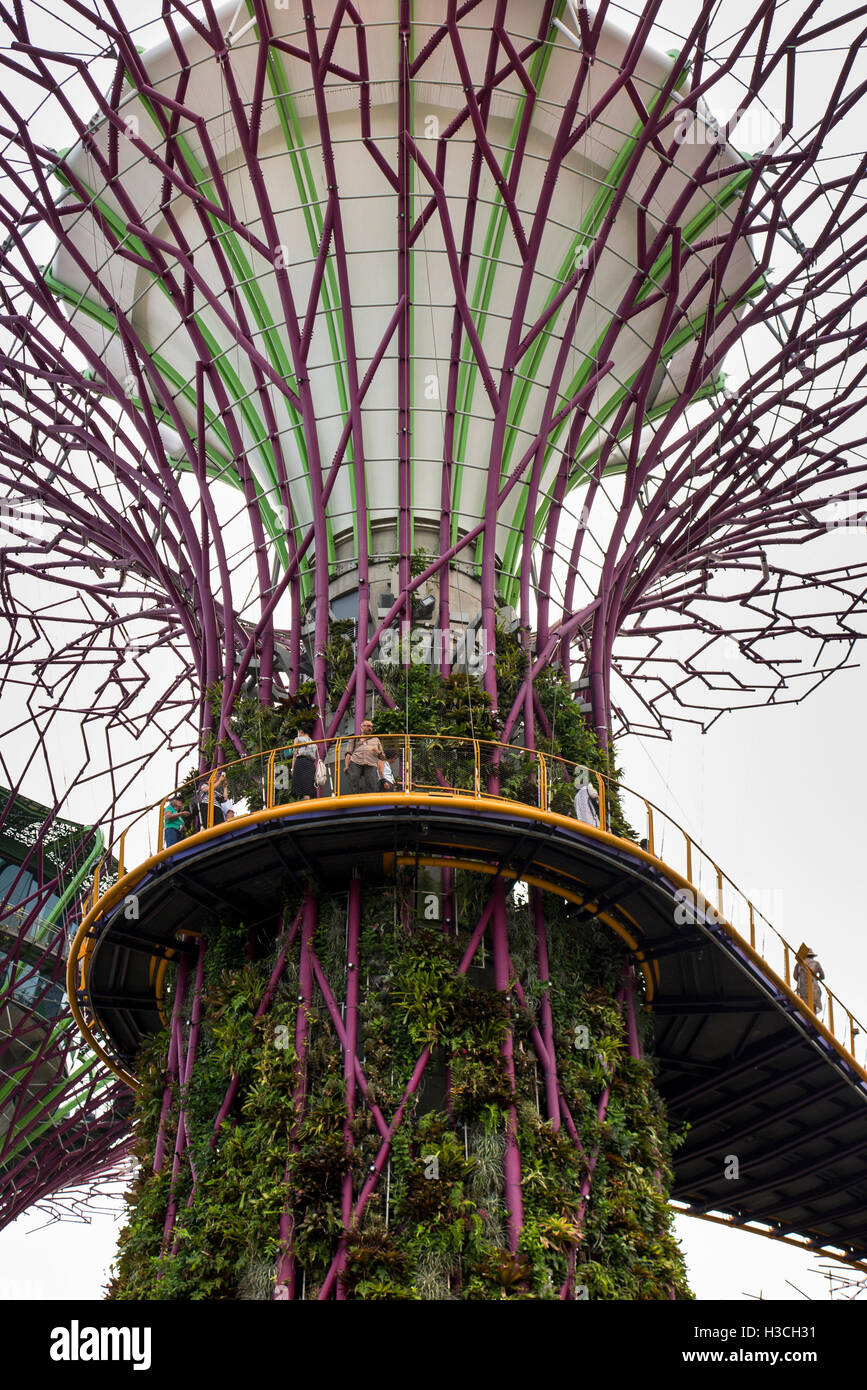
[110,875,690,1301]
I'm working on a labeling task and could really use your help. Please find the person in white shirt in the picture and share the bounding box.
[215,770,234,821]
[794,945,824,1015]
[573,769,600,828]
[291,722,318,800]
[197,779,224,828]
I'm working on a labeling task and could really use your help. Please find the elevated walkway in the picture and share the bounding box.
[68,738,867,1269]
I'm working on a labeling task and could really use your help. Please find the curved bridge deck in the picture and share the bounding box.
[69,744,867,1271]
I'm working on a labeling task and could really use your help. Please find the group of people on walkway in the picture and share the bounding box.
[289,718,397,798]
[166,729,600,846]
[162,722,399,846]
[163,772,234,847]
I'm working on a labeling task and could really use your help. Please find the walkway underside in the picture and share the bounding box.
[77,797,867,1267]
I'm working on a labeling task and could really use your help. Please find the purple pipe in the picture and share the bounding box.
[166,936,208,1250]
[210,907,302,1149]
[336,878,362,1299]
[623,958,642,1062]
[153,951,189,1175]
[159,950,192,1248]
[308,951,390,1143]
[279,891,317,1296]
[317,884,503,1297]
[532,890,560,1128]
[509,972,585,1154]
[558,987,625,1299]
[491,880,524,1251]
[317,1042,434,1302]
[397,0,412,639]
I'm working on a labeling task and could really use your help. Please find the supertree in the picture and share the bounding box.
[0,784,131,1229]
[1,0,867,1297]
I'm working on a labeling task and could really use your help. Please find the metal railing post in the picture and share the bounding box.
[80,936,92,992]
[266,750,276,808]
[645,803,654,856]
[595,773,606,833]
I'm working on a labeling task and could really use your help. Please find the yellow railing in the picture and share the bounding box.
[81,735,865,1069]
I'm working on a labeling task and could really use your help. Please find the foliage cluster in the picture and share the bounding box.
[193,614,633,839]
[110,880,690,1301]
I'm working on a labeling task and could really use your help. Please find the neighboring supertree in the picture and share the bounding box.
[0,0,865,1296]
[0,787,131,1229]
[817,1261,867,1300]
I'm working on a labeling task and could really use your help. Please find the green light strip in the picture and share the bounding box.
[450,1,568,548]
[496,155,756,588]
[256,3,357,569]
[45,269,302,570]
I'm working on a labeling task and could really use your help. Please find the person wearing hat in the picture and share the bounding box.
[794,944,825,1015]
[573,768,600,827]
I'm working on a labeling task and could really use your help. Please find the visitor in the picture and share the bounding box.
[291,721,318,800]
[379,756,396,792]
[794,946,824,1015]
[163,794,187,848]
[344,719,385,794]
[215,770,234,821]
[573,769,600,828]
[196,778,223,829]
